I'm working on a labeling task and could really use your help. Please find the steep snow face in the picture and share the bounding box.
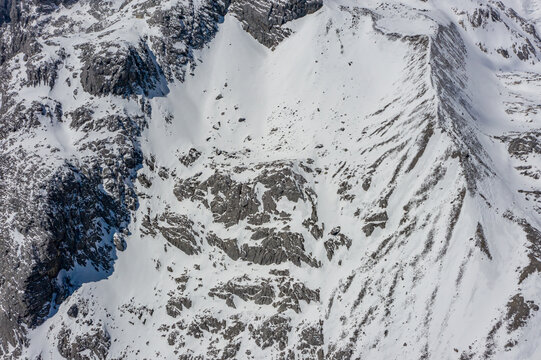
[0,0,540,359]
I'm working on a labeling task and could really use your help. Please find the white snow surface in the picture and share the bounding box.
[9,0,541,359]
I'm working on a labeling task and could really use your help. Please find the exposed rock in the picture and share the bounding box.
[113,233,127,252]
[174,163,315,228]
[57,326,111,360]
[209,274,319,312]
[229,0,323,48]
[505,294,539,332]
[147,0,229,81]
[462,2,541,63]
[67,304,79,318]
[187,315,226,338]
[498,131,541,159]
[25,55,62,88]
[207,233,241,260]
[179,148,202,167]
[208,230,319,267]
[297,321,325,359]
[252,315,291,351]
[243,230,320,267]
[137,173,152,188]
[474,222,492,260]
[209,276,275,306]
[324,234,352,260]
[362,212,388,236]
[166,296,192,318]
[157,211,200,255]
[79,41,166,97]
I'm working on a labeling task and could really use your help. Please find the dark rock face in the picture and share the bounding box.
[0,113,144,355]
[468,6,501,28]
[362,211,388,236]
[171,162,321,267]
[505,294,539,332]
[156,212,200,255]
[229,0,323,48]
[498,131,541,159]
[79,42,167,97]
[0,0,79,67]
[0,89,144,355]
[67,304,79,318]
[131,0,324,82]
[57,327,111,360]
[0,22,40,67]
[179,148,201,167]
[165,296,192,318]
[148,0,230,81]
[324,233,352,260]
[0,0,10,24]
[297,322,325,359]
[208,230,320,267]
[208,274,319,312]
[174,163,314,228]
[187,315,226,338]
[251,315,291,350]
[209,276,276,307]
[25,56,62,88]
[244,230,320,267]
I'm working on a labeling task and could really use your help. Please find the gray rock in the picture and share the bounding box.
[113,233,127,252]
[154,211,200,255]
[67,304,78,318]
[330,226,341,236]
[166,296,192,318]
[174,162,314,228]
[79,41,167,97]
[362,212,388,236]
[297,321,325,359]
[57,326,111,360]
[324,234,352,261]
[251,315,291,351]
[209,276,275,306]
[505,294,539,332]
[0,103,143,354]
[179,148,202,167]
[147,0,229,81]
[229,0,323,48]
[209,274,319,313]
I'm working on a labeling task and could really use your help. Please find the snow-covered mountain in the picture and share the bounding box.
[0,0,540,359]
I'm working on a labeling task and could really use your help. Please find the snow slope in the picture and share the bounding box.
[0,0,539,359]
